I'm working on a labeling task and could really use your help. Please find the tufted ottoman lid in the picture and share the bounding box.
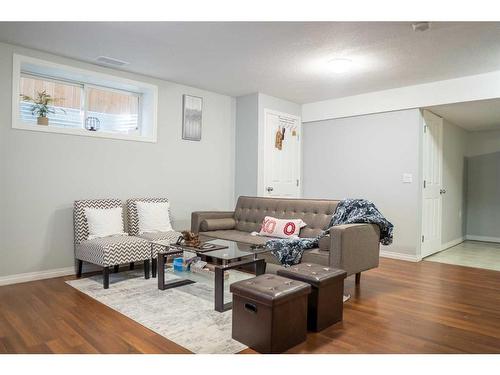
[277,263,347,288]
[230,274,311,307]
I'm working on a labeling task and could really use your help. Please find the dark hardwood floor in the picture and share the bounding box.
[1,258,499,354]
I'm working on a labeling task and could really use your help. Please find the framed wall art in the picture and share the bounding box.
[182,94,203,141]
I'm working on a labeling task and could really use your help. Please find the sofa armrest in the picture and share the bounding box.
[329,223,380,276]
[191,211,235,233]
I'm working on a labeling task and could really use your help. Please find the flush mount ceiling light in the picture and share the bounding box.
[412,22,431,32]
[328,58,352,73]
[95,56,130,67]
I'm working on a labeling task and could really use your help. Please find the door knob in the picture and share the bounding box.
[440,189,446,194]
[266,186,274,192]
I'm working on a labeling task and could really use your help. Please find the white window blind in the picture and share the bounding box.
[19,72,141,135]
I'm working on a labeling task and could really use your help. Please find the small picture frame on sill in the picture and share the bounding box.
[182,94,203,141]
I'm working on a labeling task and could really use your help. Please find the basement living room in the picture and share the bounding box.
[1,2,499,373]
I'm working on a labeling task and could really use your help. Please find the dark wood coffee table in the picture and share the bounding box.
[152,239,269,312]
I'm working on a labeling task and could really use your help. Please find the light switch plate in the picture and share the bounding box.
[402,173,413,183]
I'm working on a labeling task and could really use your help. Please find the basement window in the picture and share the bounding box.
[12,54,157,142]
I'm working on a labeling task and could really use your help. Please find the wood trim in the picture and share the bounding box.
[466,235,500,243]
[379,250,421,262]
[0,267,75,286]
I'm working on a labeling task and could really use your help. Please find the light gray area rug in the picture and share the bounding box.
[66,270,251,354]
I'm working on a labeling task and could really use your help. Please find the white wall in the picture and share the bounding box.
[302,70,500,123]
[302,109,423,260]
[441,119,468,246]
[0,42,236,279]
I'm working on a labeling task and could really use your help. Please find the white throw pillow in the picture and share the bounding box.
[258,216,307,239]
[84,207,127,240]
[136,201,173,234]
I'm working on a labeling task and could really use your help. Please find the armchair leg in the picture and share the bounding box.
[129,262,135,270]
[152,258,157,278]
[113,265,120,273]
[355,272,361,285]
[77,260,83,278]
[144,260,150,280]
[103,267,110,289]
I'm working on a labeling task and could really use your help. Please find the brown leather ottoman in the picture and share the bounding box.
[277,263,347,332]
[230,274,311,353]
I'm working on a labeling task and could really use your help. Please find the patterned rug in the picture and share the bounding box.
[66,269,251,354]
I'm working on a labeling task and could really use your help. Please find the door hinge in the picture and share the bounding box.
[423,180,426,188]
[296,179,299,187]
[422,235,425,243]
[424,124,427,133]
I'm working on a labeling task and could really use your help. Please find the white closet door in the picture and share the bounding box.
[421,110,443,257]
[263,110,301,198]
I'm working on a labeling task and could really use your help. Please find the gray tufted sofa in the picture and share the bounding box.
[191,196,381,282]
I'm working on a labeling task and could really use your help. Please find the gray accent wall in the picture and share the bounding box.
[235,93,259,197]
[0,42,236,278]
[234,92,301,199]
[465,129,500,240]
[302,109,423,258]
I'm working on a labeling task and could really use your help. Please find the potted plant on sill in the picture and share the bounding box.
[20,90,65,126]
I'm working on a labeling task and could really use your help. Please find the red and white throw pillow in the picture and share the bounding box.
[258,216,307,239]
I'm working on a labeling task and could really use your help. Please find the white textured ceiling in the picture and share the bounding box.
[1,22,500,104]
[426,99,500,132]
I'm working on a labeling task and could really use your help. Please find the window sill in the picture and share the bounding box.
[12,121,157,143]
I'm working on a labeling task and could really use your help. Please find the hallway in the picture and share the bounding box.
[425,240,500,271]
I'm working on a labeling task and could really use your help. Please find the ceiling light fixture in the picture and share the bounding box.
[412,22,430,32]
[95,56,130,67]
[328,58,352,73]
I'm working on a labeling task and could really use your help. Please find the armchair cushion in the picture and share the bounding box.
[139,230,183,257]
[75,235,150,267]
[136,201,173,234]
[84,207,126,240]
[200,217,236,231]
[126,198,171,237]
[74,199,122,244]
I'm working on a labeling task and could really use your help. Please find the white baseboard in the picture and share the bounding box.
[441,237,465,251]
[380,250,421,262]
[0,266,75,286]
[466,235,500,243]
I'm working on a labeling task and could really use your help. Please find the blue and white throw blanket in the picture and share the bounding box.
[266,199,394,266]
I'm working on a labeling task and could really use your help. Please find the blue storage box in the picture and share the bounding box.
[173,257,184,272]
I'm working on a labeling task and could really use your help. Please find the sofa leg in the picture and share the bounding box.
[129,262,135,270]
[76,260,83,278]
[144,260,150,280]
[152,258,157,278]
[355,272,361,285]
[113,265,120,273]
[103,267,110,289]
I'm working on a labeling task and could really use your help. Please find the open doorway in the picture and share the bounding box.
[420,100,500,271]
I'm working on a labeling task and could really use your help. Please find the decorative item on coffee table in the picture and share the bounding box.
[180,230,201,247]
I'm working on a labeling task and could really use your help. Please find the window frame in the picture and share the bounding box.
[12,54,157,143]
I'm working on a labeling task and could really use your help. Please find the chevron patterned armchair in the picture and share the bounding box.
[126,198,181,277]
[74,199,152,289]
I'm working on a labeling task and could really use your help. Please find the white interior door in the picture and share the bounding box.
[263,110,301,197]
[421,110,443,257]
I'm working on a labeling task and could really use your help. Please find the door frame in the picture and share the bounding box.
[420,109,444,258]
[258,108,302,197]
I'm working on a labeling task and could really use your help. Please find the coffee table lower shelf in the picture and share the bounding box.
[157,252,266,312]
